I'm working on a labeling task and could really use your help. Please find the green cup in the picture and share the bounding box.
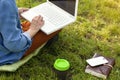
[53,59,70,80]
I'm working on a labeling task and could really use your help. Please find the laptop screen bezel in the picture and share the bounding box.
[47,0,78,20]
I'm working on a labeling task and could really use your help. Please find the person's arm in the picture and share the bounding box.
[18,8,44,38]
[0,1,44,52]
[0,1,32,52]
[26,16,44,38]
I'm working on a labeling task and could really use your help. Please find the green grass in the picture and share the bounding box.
[0,0,120,80]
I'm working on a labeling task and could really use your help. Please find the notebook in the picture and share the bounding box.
[21,0,79,35]
[85,53,115,79]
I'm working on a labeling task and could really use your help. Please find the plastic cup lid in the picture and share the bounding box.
[54,59,70,71]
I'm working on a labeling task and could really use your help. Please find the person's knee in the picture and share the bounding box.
[44,34,59,47]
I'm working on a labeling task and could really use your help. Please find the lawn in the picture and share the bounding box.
[0,0,120,80]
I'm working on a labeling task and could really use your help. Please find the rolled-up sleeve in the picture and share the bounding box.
[0,1,32,52]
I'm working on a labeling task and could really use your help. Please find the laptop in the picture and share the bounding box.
[21,0,79,35]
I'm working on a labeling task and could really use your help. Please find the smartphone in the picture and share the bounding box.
[86,56,108,66]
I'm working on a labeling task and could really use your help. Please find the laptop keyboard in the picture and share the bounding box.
[32,4,72,26]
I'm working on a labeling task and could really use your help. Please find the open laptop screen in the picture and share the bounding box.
[49,0,76,16]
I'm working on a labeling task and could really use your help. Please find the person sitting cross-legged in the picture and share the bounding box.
[0,0,60,68]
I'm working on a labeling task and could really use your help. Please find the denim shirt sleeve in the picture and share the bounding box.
[0,0,32,52]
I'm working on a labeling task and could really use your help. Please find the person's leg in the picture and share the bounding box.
[44,33,59,47]
[24,30,61,57]
[21,21,61,57]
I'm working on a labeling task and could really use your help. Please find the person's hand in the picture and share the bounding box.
[18,8,29,19]
[30,15,44,31]
[26,15,44,38]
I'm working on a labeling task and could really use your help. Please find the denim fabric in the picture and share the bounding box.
[0,0,32,65]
